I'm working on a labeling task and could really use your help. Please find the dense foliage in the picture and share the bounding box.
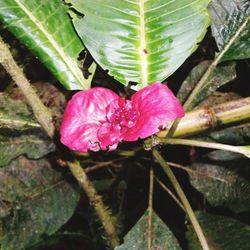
[0,0,249,249]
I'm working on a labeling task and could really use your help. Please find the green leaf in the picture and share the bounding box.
[207,123,250,145]
[0,156,79,250]
[0,93,55,166]
[177,61,236,106]
[115,209,181,250]
[187,212,250,250]
[188,150,250,213]
[209,0,250,61]
[0,0,88,90]
[195,91,241,107]
[0,134,55,167]
[68,0,211,90]
[0,93,40,130]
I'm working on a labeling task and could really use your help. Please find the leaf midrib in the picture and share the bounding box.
[139,0,148,87]
[0,137,50,144]
[0,117,40,128]
[14,0,84,88]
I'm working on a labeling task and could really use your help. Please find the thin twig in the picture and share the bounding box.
[147,167,154,250]
[153,149,210,250]
[85,157,126,173]
[154,176,185,211]
[167,161,228,183]
[135,161,185,210]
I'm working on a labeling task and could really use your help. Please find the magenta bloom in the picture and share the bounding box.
[60,83,184,152]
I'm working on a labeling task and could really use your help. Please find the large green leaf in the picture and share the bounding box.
[207,123,250,145]
[209,0,250,61]
[115,209,181,250]
[0,156,79,250]
[0,0,88,90]
[0,134,55,167]
[68,0,211,90]
[0,93,40,130]
[188,150,250,213]
[0,93,55,166]
[187,212,250,250]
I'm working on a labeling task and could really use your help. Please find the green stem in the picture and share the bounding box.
[153,150,210,250]
[158,138,243,155]
[154,175,185,211]
[157,97,250,138]
[135,163,185,210]
[147,167,154,250]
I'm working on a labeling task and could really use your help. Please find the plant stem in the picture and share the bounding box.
[158,138,243,155]
[135,163,185,210]
[154,175,185,211]
[0,37,54,137]
[84,157,126,173]
[0,36,119,248]
[147,167,154,250]
[153,150,210,250]
[157,97,250,138]
[68,161,119,248]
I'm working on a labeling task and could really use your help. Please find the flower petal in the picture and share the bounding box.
[61,123,101,152]
[97,122,121,151]
[124,83,184,141]
[60,87,119,152]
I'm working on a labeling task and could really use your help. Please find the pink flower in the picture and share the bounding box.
[60,83,184,152]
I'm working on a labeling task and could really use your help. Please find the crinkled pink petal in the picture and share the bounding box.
[60,87,119,152]
[97,122,121,151]
[61,124,101,152]
[123,83,184,141]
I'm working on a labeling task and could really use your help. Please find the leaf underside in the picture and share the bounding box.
[115,209,181,250]
[187,212,250,250]
[209,0,250,61]
[68,0,211,90]
[0,156,79,250]
[0,93,55,166]
[0,93,40,130]
[189,150,250,213]
[0,0,87,90]
[0,134,55,167]
[208,123,250,145]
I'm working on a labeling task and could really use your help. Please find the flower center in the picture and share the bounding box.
[108,100,139,129]
[97,99,139,149]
